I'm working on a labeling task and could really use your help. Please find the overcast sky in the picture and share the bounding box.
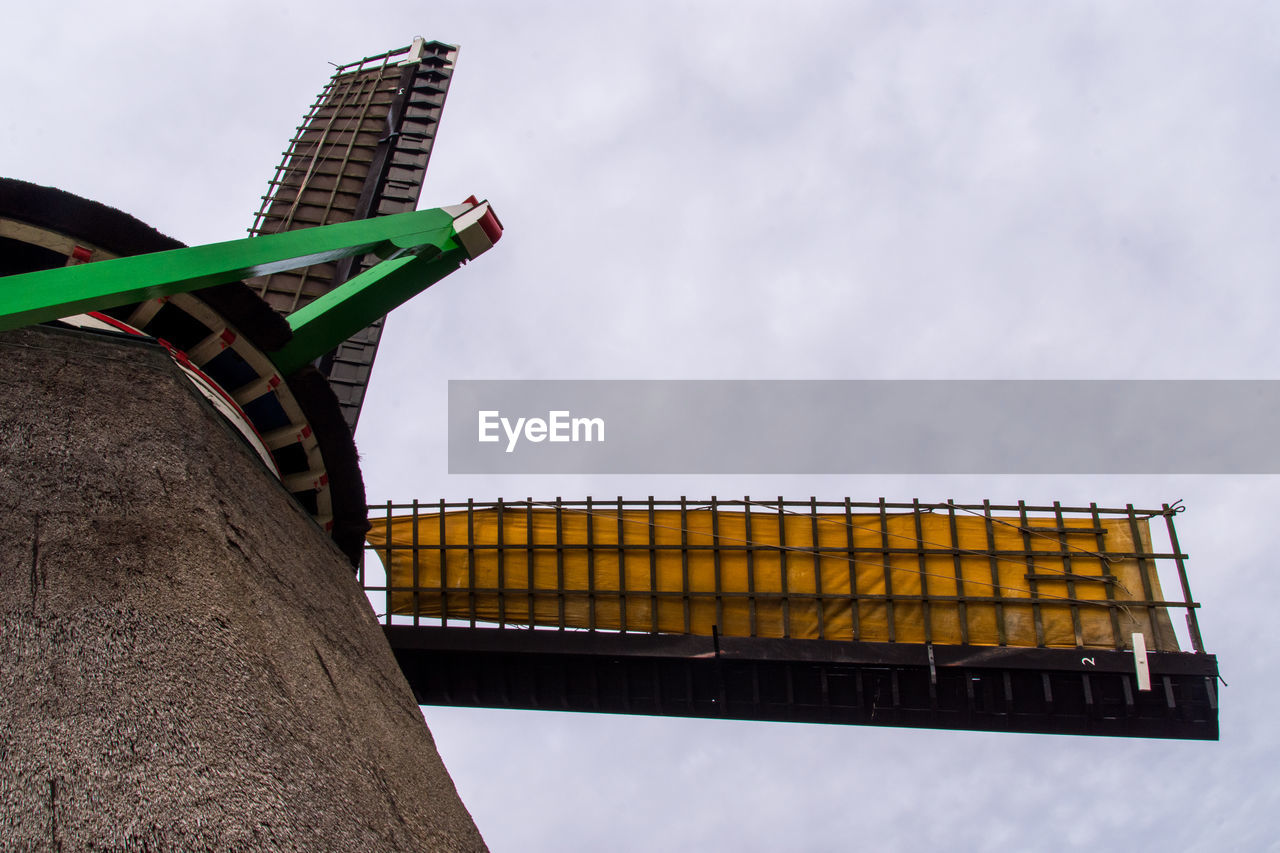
[6,2,1279,850]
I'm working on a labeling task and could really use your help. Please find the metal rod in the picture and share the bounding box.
[412,498,421,626]
[555,497,566,631]
[811,496,825,641]
[1163,504,1204,653]
[777,496,791,640]
[1017,500,1047,648]
[617,496,627,634]
[946,499,969,645]
[983,500,1007,647]
[680,496,691,635]
[586,496,597,631]
[879,498,895,643]
[744,497,757,638]
[913,498,932,644]
[711,496,724,635]
[845,497,860,642]
[497,497,507,628]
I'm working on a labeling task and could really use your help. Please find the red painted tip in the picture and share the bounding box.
[478,208,503,245]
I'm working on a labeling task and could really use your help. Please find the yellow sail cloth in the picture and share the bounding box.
[366,507,1178,651]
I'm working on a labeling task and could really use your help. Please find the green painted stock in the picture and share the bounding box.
[0,207,457,334]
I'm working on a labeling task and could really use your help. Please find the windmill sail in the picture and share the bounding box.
[368,501,1181,651]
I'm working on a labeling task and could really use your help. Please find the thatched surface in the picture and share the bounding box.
[0,325,486,852]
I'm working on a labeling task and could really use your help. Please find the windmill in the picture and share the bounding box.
[0,38,1219,851]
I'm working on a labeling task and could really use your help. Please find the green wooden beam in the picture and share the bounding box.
[272,242,470,375]
[0,207,457,334]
